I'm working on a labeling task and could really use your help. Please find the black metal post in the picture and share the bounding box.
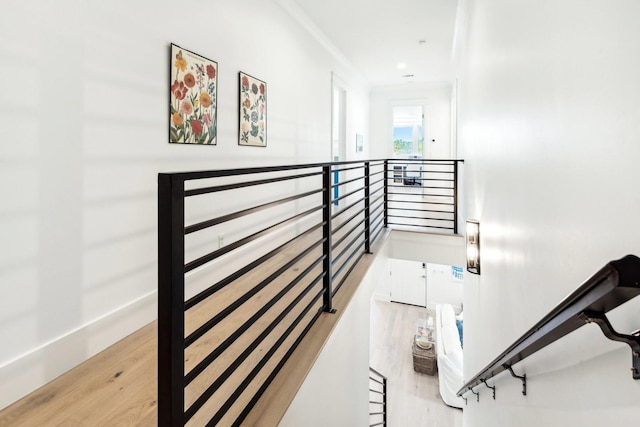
[158,174,185,427]
[322,165,335,313]
[383,160,389,228]
[382,375,387,426]
[364,161,372,254]
[453,161,459,234]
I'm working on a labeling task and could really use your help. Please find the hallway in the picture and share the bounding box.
[370,300,462,427]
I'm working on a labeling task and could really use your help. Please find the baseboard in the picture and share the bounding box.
[0,291,157,411]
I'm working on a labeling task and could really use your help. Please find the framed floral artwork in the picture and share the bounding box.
[239,72,267,147]
[169,44,217,145]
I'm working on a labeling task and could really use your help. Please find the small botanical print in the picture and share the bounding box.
[239,72,266,147]
[169,44,217,145]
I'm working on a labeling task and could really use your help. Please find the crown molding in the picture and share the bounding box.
[275,0,355,74]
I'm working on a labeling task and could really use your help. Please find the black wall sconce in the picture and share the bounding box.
[466,219,480,274]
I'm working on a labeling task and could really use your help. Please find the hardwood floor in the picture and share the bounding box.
[370,299,463,427]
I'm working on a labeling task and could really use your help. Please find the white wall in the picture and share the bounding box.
[374,231,464,301]
[456,0,640,425]
[0,0,370,409]
[369,83,453,159]
[280,233,390,426]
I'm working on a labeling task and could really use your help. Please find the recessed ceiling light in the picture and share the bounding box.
[397,62,407,70]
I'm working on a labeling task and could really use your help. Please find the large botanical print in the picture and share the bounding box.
[169,44,217,145]
[239,72,267,147]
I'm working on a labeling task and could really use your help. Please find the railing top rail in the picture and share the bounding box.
[158,159,464,181]
[458,254,640,396]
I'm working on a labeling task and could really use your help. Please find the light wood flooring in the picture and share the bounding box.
[370,299,463,427]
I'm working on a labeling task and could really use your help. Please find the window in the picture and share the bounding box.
[393,105,423,156]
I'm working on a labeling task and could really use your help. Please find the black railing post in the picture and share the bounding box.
[322,164,334,313]
[382,375,387,426]
[383,160,389,228]
[364,161,372,254]
[158,174,185,427]
[453,161,459,234]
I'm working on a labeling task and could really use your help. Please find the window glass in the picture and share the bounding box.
[393,106,423,156]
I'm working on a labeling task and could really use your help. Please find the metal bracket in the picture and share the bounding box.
[469,386,479,402]
[480,378,496,400]
[580,310,640,379]
[503,364,527,396]
[462,396,467,406]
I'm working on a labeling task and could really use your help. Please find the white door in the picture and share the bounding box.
[390,259,425,306]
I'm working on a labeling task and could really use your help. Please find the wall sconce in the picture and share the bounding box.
[466,219,480,274]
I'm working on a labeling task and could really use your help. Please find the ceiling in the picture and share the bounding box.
[289,0,459,87]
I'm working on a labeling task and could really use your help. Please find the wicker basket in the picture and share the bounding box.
[412,340,437,375]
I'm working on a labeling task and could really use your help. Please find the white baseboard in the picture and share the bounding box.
[0,291,157,411]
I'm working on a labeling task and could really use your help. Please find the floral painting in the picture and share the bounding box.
[239,72,267,147]
[169,44,217,145]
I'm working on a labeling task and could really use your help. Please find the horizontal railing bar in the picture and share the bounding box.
[458,254,640,397]
[385,168,454,174]
[387,190,453,197]
[387,215,453,222]
[370,192,385,207]
[168,158,403,181]
[369,377,384,386]
[332,207,366,236]
[184,257,324,391]
[371,222,384,244]
[388,199,454,206]
[332,240,365,295]
[184,237,324,353]
[207,286,326,426]
[185,206,322,273]
[332,196,366,221]
[185,189,322,234]
[185,171,322,197]
[232,291,326,427]
[370,176,386,187]
[163,158,461,182]
[184,223,322,311]
[333,225,366,266]
[387,184,454,190]
[370,208,385,229]
[332,239,365,285]
[370,422,384,427]
[331,174,365,190]
[188,280,324,424]
[370,222,384,247]
[332,164,365,174]
[386,159,462,164]
[333,186,364,205]
[369,170,385,179]
[332,250,366,297]
[333,213,365,245]
[387,207,454,214]
[387,222,454,231]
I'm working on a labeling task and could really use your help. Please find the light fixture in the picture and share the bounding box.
[466,220,480,274]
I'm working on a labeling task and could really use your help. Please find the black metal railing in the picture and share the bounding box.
[158,159,462,425]
[386,159,460,233]
[369,367,387,427]
[458,255,640,402]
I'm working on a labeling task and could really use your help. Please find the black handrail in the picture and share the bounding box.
[158,158,462,425]
[369,367,387,427]
[458,254,640,398]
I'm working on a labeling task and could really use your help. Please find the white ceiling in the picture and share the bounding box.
[288,0,459,87]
